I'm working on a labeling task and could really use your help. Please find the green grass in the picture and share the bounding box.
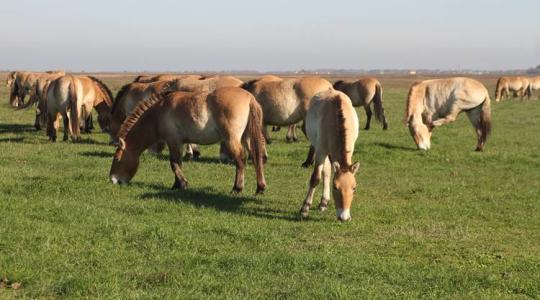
[0,76,539,299]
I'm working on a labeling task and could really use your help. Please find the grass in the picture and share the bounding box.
[0,74,539,299]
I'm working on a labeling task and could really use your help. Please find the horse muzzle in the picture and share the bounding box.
[336,209,351,222]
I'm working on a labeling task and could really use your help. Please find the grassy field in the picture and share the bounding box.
[0,73,539,299]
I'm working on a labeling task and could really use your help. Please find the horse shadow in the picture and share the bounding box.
[373,142,416,151]
[80,150,113,158]
[0,137,25,143]
[75,138,112,146]
[0,123,36,133]
[139,184,298,221]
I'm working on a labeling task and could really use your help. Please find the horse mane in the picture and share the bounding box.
[112,82,132,114]
[87,76,113,107]
[117,92,165,140]
[334,96,349,167]
[133,75,145,82]
[333,80,344,89]
[404,81,423,124]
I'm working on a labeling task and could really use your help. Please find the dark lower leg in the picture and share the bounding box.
[302,145,315,168]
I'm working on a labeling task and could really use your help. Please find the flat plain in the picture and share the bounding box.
[0,73,539,299]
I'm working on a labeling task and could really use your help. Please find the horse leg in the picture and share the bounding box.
[301,145,315,168]
[168,141,188,190]
[272,126,281,132]
[300,153,325,219]
[148,141,166,154]
[61,112,70,142]
[466,107,486,152]
[46,113,58,142]
[431,105,460,127]
[84,114,94,133]
[318,157,332,212]
[364,104,372,130]
[286,124,297,143]
[226,138,246,193]
[263,125,272,144]
[184,144,194,161]
[34,110,41,131]
[192,144,201,159]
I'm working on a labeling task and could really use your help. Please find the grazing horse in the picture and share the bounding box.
[299,90,360,222]
[404,77,491,151]
[333,78,388,130]
[109,87,267,194]
[529,76,540,98]
[242,76,333,143]
[133,74,202,83]
[495,76,531,101]
[45,75,113,142]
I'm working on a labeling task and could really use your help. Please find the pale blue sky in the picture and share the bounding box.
[1,0,538,71]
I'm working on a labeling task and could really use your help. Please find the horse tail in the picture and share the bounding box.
[495,77,504,101]
[17,84,39,110]
[68,76,80,140]
[246,98,266,194]
[9,79,19,107]
[479,95,492,147]
[372,82,388,129]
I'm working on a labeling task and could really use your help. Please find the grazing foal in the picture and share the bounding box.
[299,90,360,222]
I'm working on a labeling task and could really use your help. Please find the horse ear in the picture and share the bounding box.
[332,161,341,174]
[350,161,360,175]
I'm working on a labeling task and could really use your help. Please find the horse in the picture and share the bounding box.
[242,76,333,144]
[111,76,244,159]
[167,75,243,92]
[333,77,388,130]
[45,75,113,142]
[495,76,531,102]
[529,76,540,98]
[404,77,491,151]
[8,71,65,107]
[19,75,62,130]
[299,89,360,222]
[133,74,202,83]
[109,87,267,194]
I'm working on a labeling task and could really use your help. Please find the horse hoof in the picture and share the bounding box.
[231,186,243,194]
[183,153,193,161]
[318,204,328,212]
[193,151,201,160]
[256,184,265,195]
[301,161,312,168]
[172,181,188,190]
[299,210,309,220]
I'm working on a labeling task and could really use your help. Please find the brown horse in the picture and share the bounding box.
[404,77,491,151]
[333,77,388,130]
[167,75,243,92]
[242,76,332,143]
[133,74,202,83]
[109,87,266,194]
[45,75,113,142]
[495,76,531,101]
[299,90,360,221]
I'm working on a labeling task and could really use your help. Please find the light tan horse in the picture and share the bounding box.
[46,75,113,142]
[9,71,65,107]
[333,77,388,130]
[529,76,540,98]
[299,90,360,221]
[19,75,63,130]
[495,76,530,101]
[133,74,202,83]
[404,77,491,151]
[167,75,243,92]
[242,76,333,143]
[109,87,267,194]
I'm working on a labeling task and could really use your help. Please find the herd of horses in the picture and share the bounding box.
[4,71,540,221]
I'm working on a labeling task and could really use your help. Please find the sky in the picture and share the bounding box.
[1,0,539,72]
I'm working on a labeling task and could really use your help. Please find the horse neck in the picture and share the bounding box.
[123,109,161,154]
[330,101,353,168]
[94,101,111,118]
